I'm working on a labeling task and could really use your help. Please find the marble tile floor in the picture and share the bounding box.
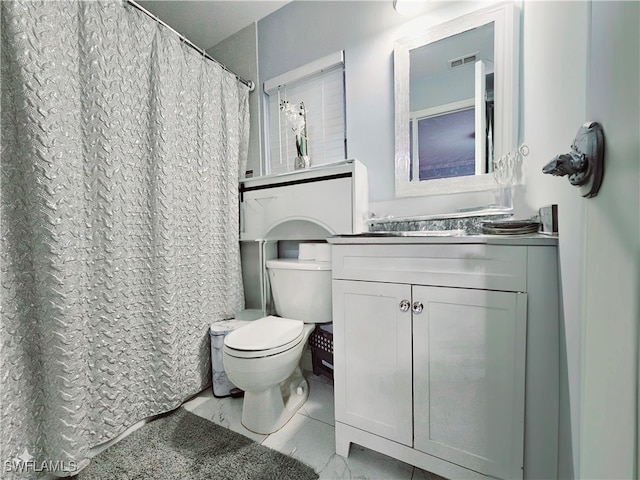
[182,372,445,480]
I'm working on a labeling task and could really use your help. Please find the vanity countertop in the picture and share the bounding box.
[329,233,558,247]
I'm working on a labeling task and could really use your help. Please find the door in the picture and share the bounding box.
[333,280,413,446]
[413,285,527,479]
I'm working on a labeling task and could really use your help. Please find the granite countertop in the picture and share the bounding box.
[329,232,558,246]
[367,209,514,235]
[339,210,558,246]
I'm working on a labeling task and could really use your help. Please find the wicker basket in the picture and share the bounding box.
[309,325,333,381]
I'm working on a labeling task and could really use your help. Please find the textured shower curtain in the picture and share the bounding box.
[1,0,249,476]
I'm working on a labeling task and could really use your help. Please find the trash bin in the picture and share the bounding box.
[309,323,333,381]
[209,309,263,397]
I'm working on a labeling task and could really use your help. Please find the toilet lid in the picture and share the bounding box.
[224,315,304,351]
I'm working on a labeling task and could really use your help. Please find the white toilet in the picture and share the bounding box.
[222,257,332,434]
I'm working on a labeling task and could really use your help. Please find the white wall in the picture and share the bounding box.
[515,3,589,477]
[250,1,639,476]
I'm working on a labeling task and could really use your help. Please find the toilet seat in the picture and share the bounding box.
[223,315,305,359]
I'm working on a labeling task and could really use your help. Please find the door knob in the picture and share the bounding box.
[412,301,424,314]
[399,300,410,312]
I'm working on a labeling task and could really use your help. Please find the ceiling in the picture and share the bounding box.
[135,1,290,51]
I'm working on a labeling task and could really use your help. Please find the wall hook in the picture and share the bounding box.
[542,121,604,198]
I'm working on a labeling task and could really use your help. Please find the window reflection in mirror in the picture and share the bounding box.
[409,22,494,181]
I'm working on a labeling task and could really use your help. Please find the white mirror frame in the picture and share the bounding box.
[395,2,520,197]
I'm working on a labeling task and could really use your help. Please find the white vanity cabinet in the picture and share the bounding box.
[330,238,560,480]
[412,285,527,479]
[332,280,414,445]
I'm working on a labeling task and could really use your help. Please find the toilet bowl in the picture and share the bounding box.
[223,258,331,434]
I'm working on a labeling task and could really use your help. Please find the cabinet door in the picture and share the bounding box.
[241,177,353,239]
[413,286,527,479]
[333,280,413,446]
[241,185,292,239]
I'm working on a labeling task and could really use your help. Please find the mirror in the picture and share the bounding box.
[395,3,519,197]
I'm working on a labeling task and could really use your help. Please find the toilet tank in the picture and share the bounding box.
[266,259,331,323]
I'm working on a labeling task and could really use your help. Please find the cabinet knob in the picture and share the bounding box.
[412,301,424,314]
[399,300,411,312]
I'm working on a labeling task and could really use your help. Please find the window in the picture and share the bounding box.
[412,101,474,181]
[264,51,346,175]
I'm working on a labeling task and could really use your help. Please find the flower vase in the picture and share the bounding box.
[294,155,310,170]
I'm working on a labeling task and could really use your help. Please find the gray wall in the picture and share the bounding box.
[257,1,481,204]
[207,23,261,178]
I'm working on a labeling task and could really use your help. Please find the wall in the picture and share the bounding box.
[207,23,261,177]
[410,22,493,111]
[257,0,490,209]
[250,1,639,477]
[515,3,589,476]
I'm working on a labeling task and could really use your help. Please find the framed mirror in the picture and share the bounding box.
[395,2,520,197]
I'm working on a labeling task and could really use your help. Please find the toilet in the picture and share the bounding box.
[222,257,332,434]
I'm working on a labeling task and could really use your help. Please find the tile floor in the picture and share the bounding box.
[182,372,444,480]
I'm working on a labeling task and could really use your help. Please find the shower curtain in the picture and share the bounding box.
[1,0,249,476]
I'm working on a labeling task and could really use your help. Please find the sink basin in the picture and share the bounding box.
[347,229,466,237]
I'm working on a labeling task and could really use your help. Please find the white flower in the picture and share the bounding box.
[280,100,308,157]
[280,100,307,136]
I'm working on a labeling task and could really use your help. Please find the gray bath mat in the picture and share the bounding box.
[76,408,319,480]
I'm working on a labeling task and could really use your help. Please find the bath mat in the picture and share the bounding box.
[75,408,319,480]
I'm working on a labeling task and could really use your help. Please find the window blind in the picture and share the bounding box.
[265,58,346,175]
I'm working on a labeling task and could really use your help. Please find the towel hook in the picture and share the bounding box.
[542,122,605,198]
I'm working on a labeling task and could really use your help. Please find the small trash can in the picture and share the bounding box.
[210,319,249,397]
[209,310,263,397]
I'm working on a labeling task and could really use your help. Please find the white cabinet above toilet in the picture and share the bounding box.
[240,159,368,240]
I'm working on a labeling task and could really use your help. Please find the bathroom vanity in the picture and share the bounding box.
[328,234,559,480]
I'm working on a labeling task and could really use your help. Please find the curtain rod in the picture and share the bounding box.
[124,0,255,92]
